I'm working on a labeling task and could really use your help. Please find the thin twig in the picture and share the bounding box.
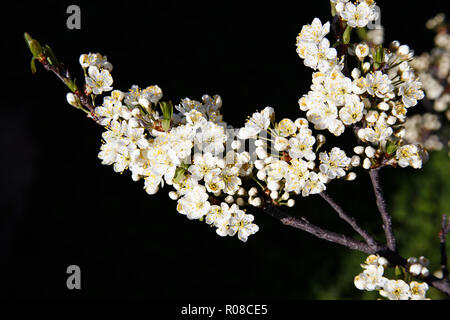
[36,57,97,120]
[439,214,450,279]
[262,204,373,253]
[319,191,379,249]
[369,167,397,252]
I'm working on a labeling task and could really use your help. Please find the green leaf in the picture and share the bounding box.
[43,44,59,66]
[24,33,43,58]
[373,46,385,70]
[64,78,78,92]
[330,2,337,16]
[30,57,37,74]
[343,25,352,45]
[395,265,405,280]
[159,101,173,120]
[161,119,171,132]
[173,166,186,184]
[386,140,398,155]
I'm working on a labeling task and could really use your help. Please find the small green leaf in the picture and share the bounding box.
[330,2,337,16]
[43,44,59,66]
[395,265,405,280]
[161,119,171,131]
[24,33,43,58]
[173,166,186,184]
[159,101,173,120]
[386,140,398,155]
[30,57,37,74]
[64,78,78,92]
[343,25,352,45]
[373,46,385,70]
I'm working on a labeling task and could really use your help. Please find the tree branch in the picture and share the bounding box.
[38,59,97,120]
[369,167,397,252]
[262,204,373,253]
[262,204,450,296]
[319,191,379,248]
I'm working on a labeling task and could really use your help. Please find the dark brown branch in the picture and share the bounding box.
[262,204,373,253]
[36,57,97,120]
[262,204,450,296]
[369,167,397,252]
[440,215,450,279]
[319,191,379,248]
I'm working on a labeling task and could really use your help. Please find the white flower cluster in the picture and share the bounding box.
[354,254,430,300]
[64,0,431,242]
[92,78,259,241]
[332,0,379,29]
[237,107,353,202]
[296,4,427,170]
[409,13,450,155]
[80,53,114,95]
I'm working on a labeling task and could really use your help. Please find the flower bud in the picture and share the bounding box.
[250,197,262,207]
[390,40,400,51]
[256,169,266,181]
[354,146,365,155]
[231,140,242,150]
[351,155,361,167]
[345,172,357,181]
[351,68,361,80]
[316,134,326,147]
[365,146,376,158]
[267,181,280,191]
[287,199,295,207]
[79,54,90,68]
[409,263,422,276]
[237,187,246,196]
[421,267,430,277]
[249,187,258,197]
[168,191,179,200]
[254,159,265,170]
[225,195,234,204]
[270,191,278,200]
[256,147,268,160]
[407,257,418,264]
[362,62,371,73]
[362,158,371,169]
[378,257,389,268]
[419,256,430,267]
[66,93,82,108]
[377,102,390,111]
[236,197,245,206]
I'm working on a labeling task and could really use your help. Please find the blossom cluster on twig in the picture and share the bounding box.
[408,13,450,155]
[61,0,431,243]
[354,254,430,300]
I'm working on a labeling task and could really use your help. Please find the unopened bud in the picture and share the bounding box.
[362,158,372,169]
[168,191,179,200]
[345,172,357,181]
[225,195,234,204]
[66,93,82,108]
[248,187,258,197]
[354,146,365,155]
[351,155,361,167]
[365,146,376,158]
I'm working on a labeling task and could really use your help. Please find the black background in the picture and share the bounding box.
[1,0,449,300]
